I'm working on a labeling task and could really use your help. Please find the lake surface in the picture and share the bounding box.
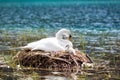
[0,2,120,80]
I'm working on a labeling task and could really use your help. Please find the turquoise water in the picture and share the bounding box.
[0,2,120,80]
[0,2,120,53]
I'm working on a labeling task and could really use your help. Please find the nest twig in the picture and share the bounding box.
[13,50,93,71]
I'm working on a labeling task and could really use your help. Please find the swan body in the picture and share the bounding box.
[23,29,76,55]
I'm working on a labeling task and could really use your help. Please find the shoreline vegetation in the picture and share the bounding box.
[0,29,120,79]
[0,2,120,79]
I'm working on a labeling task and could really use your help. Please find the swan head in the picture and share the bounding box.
[55,28,72,41]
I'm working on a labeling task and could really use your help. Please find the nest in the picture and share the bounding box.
[13,50,93,71]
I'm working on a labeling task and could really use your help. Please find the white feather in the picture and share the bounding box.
[23,28,76,54]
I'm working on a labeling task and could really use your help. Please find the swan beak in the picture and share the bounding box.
[68,35,72,41]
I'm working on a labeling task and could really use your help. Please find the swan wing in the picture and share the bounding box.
[23,38,51,50]
[31,38,65,52]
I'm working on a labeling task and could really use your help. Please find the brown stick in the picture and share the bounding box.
[42,54,71,64]
[70,54,79,68]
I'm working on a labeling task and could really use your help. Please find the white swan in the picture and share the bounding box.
[23,28,76,55]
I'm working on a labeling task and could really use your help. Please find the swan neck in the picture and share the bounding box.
[56,32,62,39]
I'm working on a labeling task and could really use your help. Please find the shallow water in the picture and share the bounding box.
[0,2,120,53]
[0,2,120,80]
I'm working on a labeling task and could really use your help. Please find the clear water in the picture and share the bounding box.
[0,2,120,53]
[0,2,120,80]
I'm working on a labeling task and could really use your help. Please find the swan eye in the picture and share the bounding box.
[69,35,72,38]
[68,34,72,41]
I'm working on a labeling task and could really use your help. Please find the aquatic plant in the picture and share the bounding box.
[79,33,86,52]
